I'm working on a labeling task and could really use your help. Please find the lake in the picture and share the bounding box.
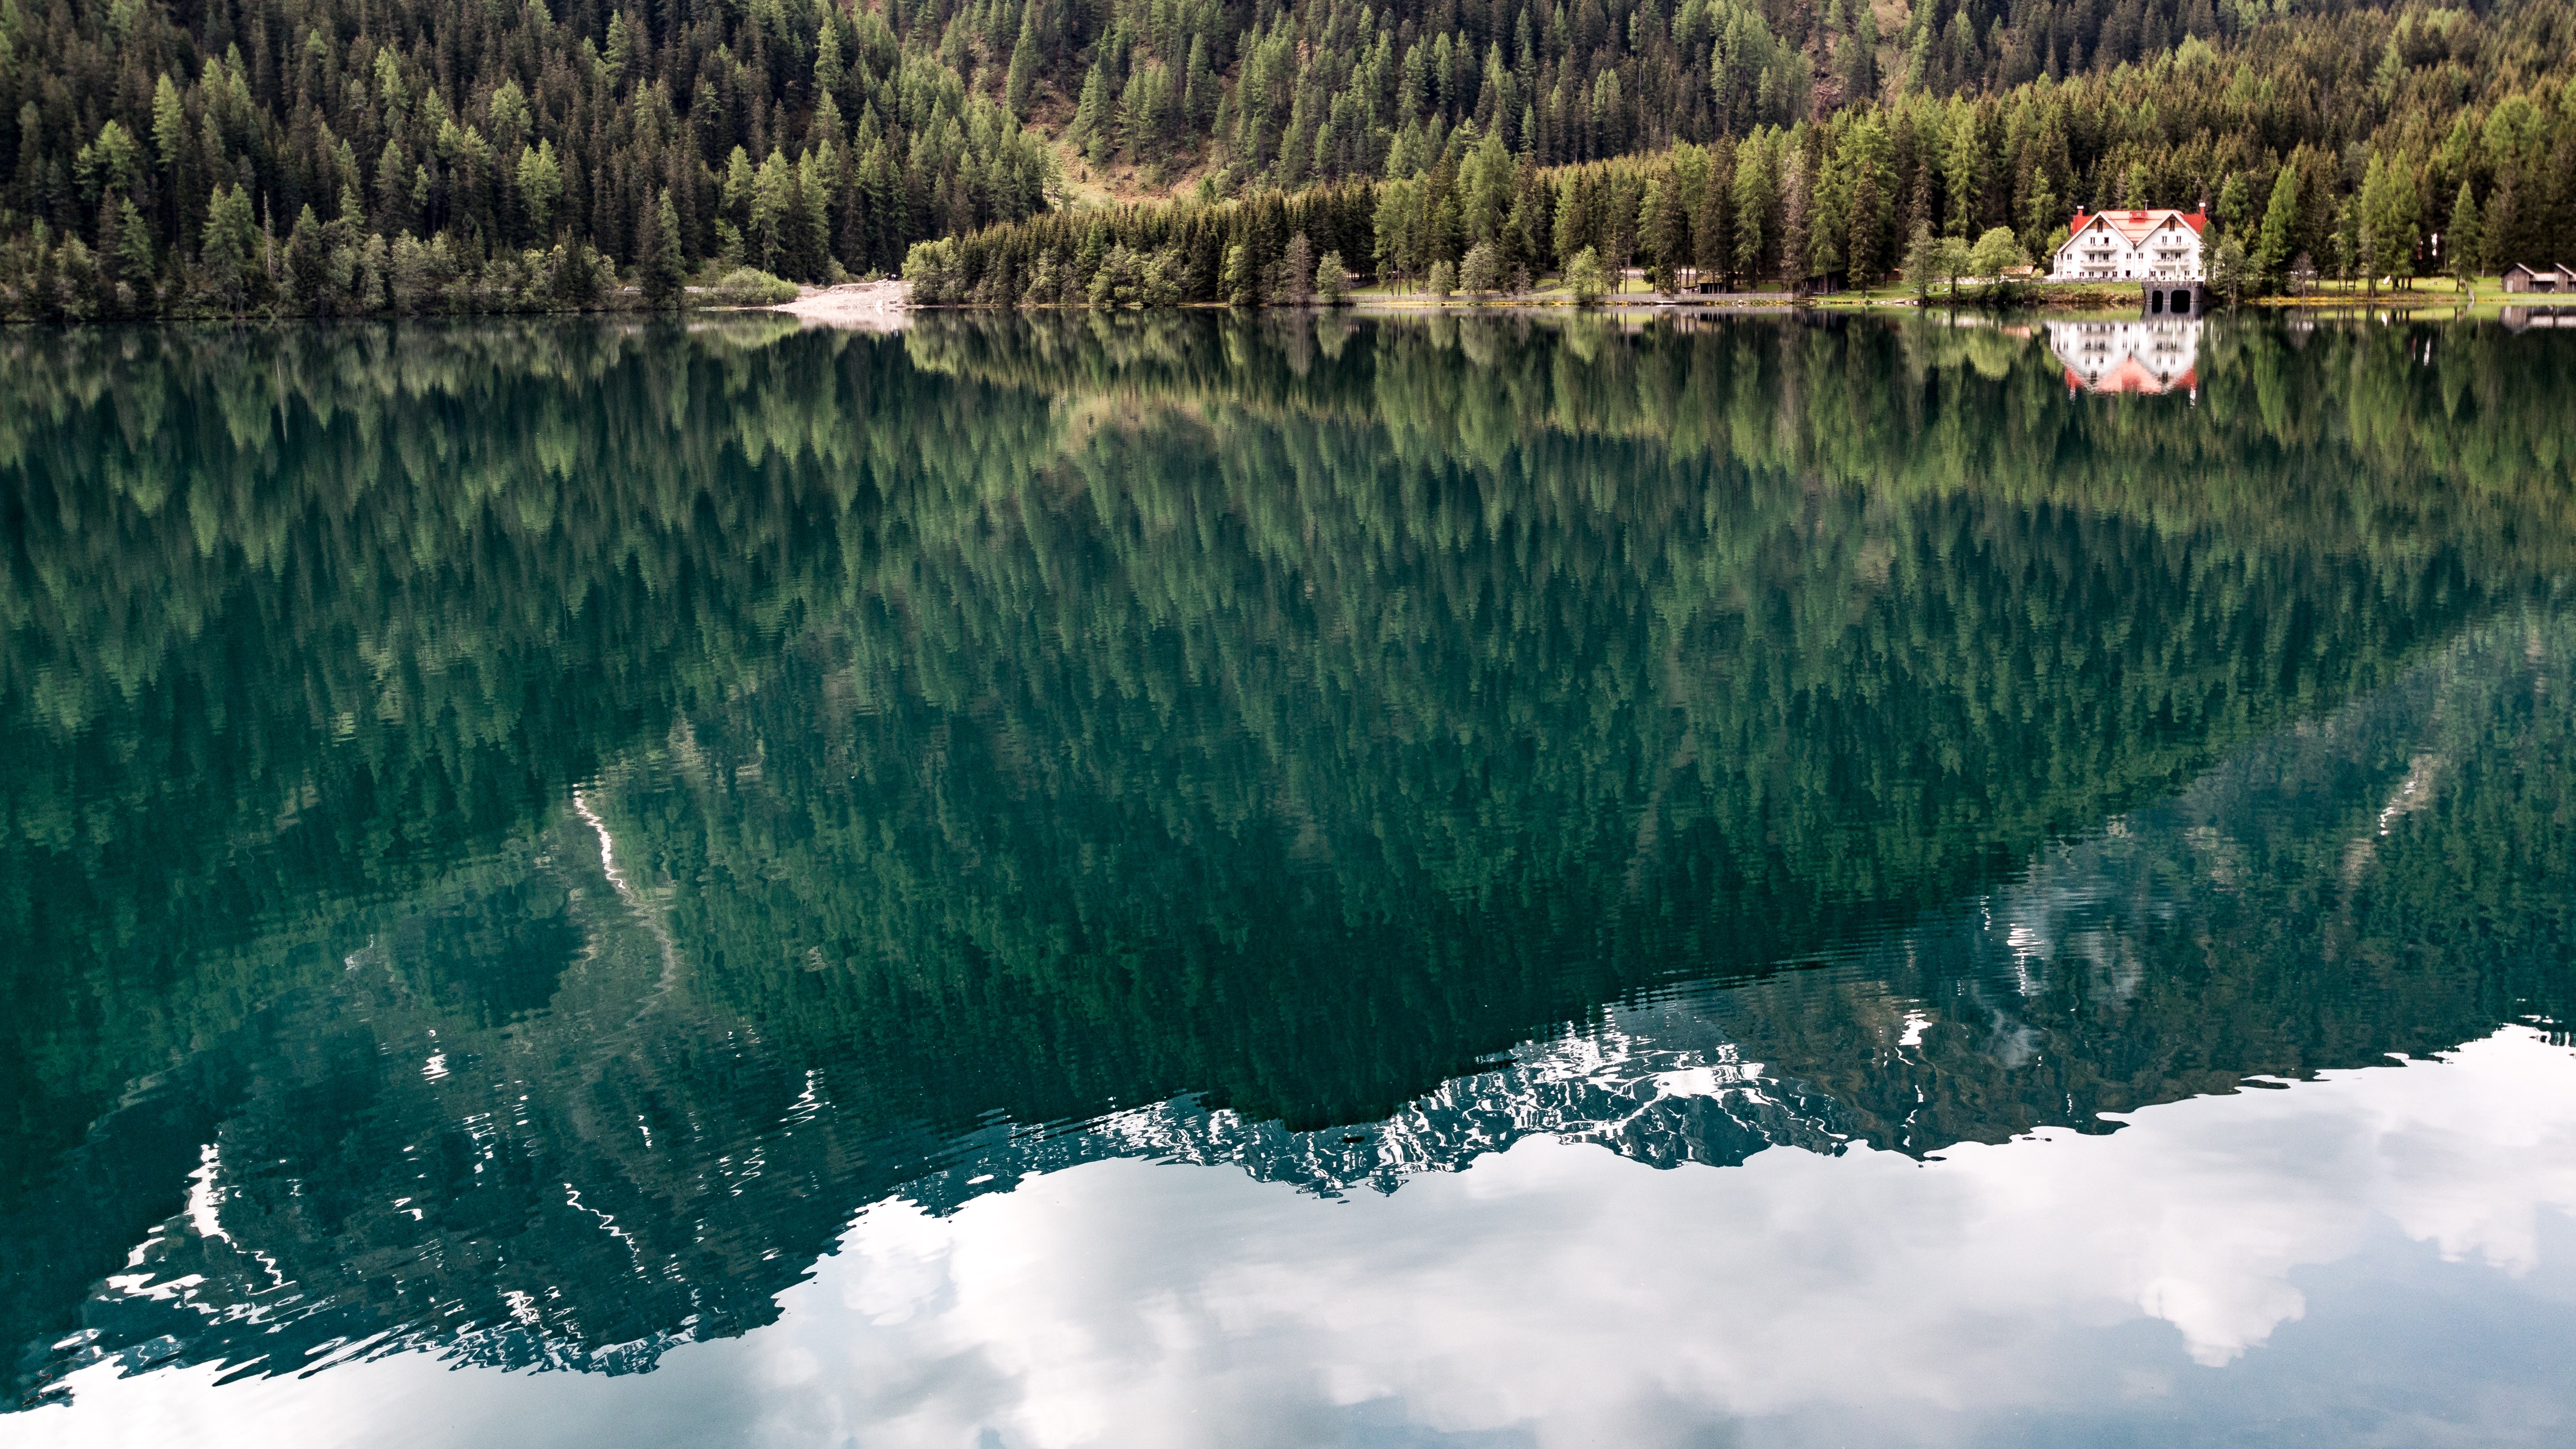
[5,310,2575,1447]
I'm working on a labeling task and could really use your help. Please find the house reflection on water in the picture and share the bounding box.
[2044,318,2203,397]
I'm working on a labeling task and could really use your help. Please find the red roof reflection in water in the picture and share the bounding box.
[2044,320,2203,398]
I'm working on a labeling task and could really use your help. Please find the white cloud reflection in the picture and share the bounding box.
[27,1027,2576,1449]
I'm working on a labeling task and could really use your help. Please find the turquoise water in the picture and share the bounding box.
[5,311,2575,1446]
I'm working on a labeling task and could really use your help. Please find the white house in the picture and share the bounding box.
[2051,207,2208,282]
[2044,319,2203,396]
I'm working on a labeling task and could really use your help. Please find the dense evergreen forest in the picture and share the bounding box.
[915,0,2576,302]
[3,0,2571,316]
[6,313,2576,1393]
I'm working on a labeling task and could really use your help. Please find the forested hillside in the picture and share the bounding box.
[1,0,2572,317]
[921,0,2576,302]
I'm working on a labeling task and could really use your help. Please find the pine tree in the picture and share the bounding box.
[2255,164,2301,286]
[113,197,155,292]
[1781,153,1813,288]
[1903,223,1941,297]
[2358,150,2419,290]
[1564,245,1606,302]
[2479,182,2516,275]
[2446,181,2481,285]
[2022,169,2061,266]
[2214,172,2251,235]
[1074,65,1112,169]
[200,183,256,311]
[1314,249,1351,302]
[641,188,686,307]
[2210,234,2252,305]
[1847,165,1885,285]
[1006,12,1041,120]
[285,204,330,312]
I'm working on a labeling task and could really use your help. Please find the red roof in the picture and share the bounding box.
[2067,208,2207,240]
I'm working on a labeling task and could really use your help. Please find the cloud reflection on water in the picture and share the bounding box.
[30,1026,2576,1449]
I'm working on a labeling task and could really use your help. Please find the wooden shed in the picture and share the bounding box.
[2502,263,2572,294]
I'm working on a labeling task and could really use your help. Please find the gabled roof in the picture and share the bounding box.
[2064,359,2198,395]
[2504,262,2576,278]
[2065,209,2209,243]
[2044,320,2203,396]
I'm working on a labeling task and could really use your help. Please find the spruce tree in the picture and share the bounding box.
[1006,13,1041,120]
[2255,164,2301,287]
[2358,150,2419,289]
[641,188,686,307]
[2446,182,2481,286]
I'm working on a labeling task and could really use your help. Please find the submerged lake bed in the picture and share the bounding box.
[5,310,2575,1447]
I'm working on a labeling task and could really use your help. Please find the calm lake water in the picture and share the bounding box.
[6,311,2576,1447]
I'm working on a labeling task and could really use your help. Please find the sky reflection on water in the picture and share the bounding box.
[25,1027,2576,1449]
[7,313,2576,1445]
